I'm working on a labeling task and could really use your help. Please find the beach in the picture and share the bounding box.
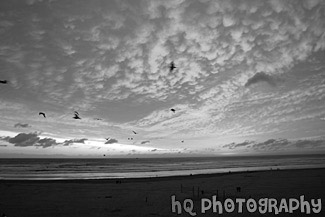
[0,168,324,217]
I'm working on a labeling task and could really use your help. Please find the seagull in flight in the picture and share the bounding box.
[169,61,176,72]
[0,80,8,84]
[73,111,81,119]
[170,108,176,113]
[39,112,46,118]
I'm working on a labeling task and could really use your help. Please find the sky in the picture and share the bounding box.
[0,0,325,157]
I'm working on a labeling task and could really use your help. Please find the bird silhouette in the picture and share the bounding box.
[181,140,184,143]
[73,111,81,119]
[132,130,137,134]
[39,112,46,118]
[170,108,176,113]
[73,114,81,119]
[0,80,8,84]
[169,61,176,72]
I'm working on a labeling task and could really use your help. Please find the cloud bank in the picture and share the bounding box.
[0,132,88,148]
[223,138,325,153]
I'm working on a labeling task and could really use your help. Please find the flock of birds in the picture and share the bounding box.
[1,62,185,154]
[38,111,81,119]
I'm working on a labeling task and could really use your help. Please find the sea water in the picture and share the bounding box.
[0,154,324,180]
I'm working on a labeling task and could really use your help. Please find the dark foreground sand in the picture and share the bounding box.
[0,168,324,217]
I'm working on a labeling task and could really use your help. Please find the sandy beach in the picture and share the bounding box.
[0,168,324,217]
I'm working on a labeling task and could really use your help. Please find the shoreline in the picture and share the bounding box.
[1,154,324,181]
[1,166,324,183]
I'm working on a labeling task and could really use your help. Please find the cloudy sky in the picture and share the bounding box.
[0,0,325,157]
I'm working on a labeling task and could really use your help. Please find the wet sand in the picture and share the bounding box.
[0,168,324,217]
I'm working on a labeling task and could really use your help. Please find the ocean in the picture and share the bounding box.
[0,154,325,180]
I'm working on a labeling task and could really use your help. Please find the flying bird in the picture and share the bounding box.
[39,112,46,118]
[132,131,137,134]
[170,108,176,113]
[169,61,176,72]
[181,140,184,143]
[73,111,81,119]
[73,114,81,119]
[0,80,8,84]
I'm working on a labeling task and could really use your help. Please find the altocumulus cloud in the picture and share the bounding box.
[0,0,324,155]
[0,132,88,148]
